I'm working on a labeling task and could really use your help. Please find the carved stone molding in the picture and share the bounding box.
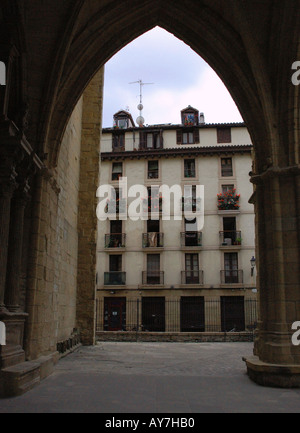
[251,164,300,185]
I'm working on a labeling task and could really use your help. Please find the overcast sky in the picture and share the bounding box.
[102,26,243,128]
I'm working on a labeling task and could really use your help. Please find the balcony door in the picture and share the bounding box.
[224,252,238,283]
[184,218,198,246]
[223,217,236,245]
[147,254,160,284]
[185,253,199,284]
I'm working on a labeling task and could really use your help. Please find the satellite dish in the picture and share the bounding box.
[136,116,145,126]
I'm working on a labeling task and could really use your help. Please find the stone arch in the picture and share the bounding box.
[44,1,274,170]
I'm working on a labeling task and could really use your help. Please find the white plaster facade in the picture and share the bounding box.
[96,108,257,333]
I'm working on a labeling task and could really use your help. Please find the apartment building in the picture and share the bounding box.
[96,106,257,334]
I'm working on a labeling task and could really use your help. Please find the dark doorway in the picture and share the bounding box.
[142,297,165,332]
[221,296,245,332]
[180,297,205,332]
[104,297,126,331]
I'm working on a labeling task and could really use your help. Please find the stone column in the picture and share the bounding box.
[5,181,30,312]
[245,165,300,387]
[0,173,17,311]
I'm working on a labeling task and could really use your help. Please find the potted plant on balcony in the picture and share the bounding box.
[217,189,240,210]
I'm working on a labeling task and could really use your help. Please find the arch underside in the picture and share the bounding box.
[9,0,296,171]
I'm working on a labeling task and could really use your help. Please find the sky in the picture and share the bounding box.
[102,26,243,128]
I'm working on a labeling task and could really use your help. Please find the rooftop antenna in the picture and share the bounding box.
[129,79,154,127]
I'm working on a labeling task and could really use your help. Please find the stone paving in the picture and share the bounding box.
[0,342,300,413]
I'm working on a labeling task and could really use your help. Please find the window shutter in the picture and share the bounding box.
[217,127,232,143]
[139,131,147,149]
[159,129,164,148]
[194,128,200,144]
[176,129,182,144]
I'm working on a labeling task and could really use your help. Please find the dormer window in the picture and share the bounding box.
[181,106,199,126]
[113,110,135,129]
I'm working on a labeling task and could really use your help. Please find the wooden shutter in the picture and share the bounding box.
[217,127,232,143]
[176,129,182,144]
[139,131,147,149]
[194,128,200,144]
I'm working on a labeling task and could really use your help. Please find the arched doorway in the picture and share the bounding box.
[0,1,299,393]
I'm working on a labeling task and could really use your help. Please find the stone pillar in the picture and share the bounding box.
[245,165,300,387]
[5,181,30,312]
[0,173,17,311]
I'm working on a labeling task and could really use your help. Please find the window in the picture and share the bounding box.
[147,186,162,213]
[148,161,159,179]
[183,132,194,144]
[112,162,123,181]
[217,127,231,143]
[221,158,233,177]
[140,131,163,149]
[112,132,125,151]
[222,184,234,193]
[176,129,200,145]
[109,255,122,272]
[184,159,196,178]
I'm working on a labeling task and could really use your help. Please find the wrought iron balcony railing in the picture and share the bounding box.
[219,231,242,246]
[220,269,243,284]
[142,271,164,285]
[181,270,204,285]
[105,234,126,248]
[104,272,126,286]
[142,233,164,248]
[181,232,202,247]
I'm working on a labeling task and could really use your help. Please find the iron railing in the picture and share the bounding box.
[181,232,202,247]
[220,231,242,246]
[142,233,164,248]
[181,270,204,285]
[142,271,164,285]
[104,272,126,286]
[220,269,243,284]
[96,297,258,336]
[105,233,126,248]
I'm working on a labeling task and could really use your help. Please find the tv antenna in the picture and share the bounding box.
[129,79,154,126]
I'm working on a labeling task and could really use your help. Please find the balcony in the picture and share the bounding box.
[181,232,202,247]
[142,271,164,285]
[142,233,164,248]
[220,270,243,284]
[105,234,126,248]
[104,272,126,286]
[181,270,204,285]
[219,231,242,247]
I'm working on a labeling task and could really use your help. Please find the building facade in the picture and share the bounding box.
[96,107,257,335]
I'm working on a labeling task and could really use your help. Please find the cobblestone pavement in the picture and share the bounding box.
[1,342,300,413]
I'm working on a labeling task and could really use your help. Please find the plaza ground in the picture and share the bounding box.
[0,342,300,413]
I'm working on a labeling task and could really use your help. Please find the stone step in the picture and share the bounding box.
[1,361,40,397]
